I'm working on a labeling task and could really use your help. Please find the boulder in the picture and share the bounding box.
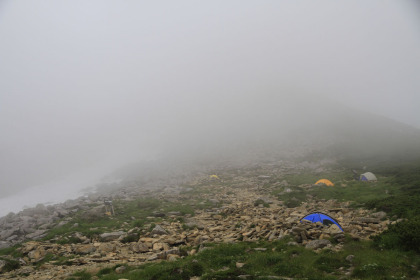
[115,266,126,274]
[185,220,205,230]
[305,239,332,250]
[0,229,18,240]
[165,248,181,256]
[167,254,180,261]
[147,254,158,261]
[130,242,149,253]
[327,224,342,235]
[6,235,18,242]
[0,259,6,273]
[53,208,69,218]
[152,211,166,217]
[357,217,380,224]
[98,242,117,254]
[371,211,387,219]
[236,262,245,268]
[25,229,47,240]
[0,241,11,250]
[20,241,38,254]
[151,225,167,235]
[152,242,169,251]
[85,205,106,221]
[208,199,220,204]
[346,255,355,263]
[256,197,273,204]
[22,204,49,216]
[100,231,125,242]
[28,247,46,262]
[73,244,96,255]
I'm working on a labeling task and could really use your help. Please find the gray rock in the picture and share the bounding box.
[25,229,47,240]
[165,248,181,256]
[0,229,17,239]
[115,266,126,274]
[357,217,380,224]
[98,243,117,253]
[36,217,53,226]
[291,226,307,235]
[54,208,69,218]
[254,248,267,251]
[147,254,158,261]
[157,250,167,259]
[185,220,205,230]
[19,215,35,224]
[305,239,332,250]
[371,211,387,220]
[62,199,81,209]
[0,241,11,250]
[152,211,166,217]
[151,225,167,235]
[130,243,149,253]
[21,204,49,217]
[28,247,46,262]
[345,255,355,263]
[18,266,35,275]
[73,244,96,255]
[6,235,18,242]
[0,259,6,273]
[21,225,35,234]
[56,220,69,227]
[18,258,27,265]
[100,231,125,242]
[256,197,273,204]
[85,205,106,221]
[208,199,220,204]
[34,203,49,215]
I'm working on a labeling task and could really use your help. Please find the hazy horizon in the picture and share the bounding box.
[1,1,420,208]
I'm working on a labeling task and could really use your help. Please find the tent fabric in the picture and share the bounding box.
[300,212,344,231]
[360,172,377,181]
[314,179,334,186]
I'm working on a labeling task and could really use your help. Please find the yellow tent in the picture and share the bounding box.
[315,179,334,186]
[210,175,220,180]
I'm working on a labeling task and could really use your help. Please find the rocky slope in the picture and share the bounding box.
[0,158,392,279]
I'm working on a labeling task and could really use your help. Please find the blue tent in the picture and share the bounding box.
[300,212,343,231]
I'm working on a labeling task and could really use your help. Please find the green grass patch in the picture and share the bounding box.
[90,238,419,280]
[274,170,405,209]
[372,216,420,252]
[0,256,20,272]
[253,199,270,208]
[0,244,22,258]
[67,270,92,280]
[97,267,113,276]
[162,204,195,216]
[44,197,203,243]
[365,163,420,219]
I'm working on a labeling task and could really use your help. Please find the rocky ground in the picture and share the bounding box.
[0,159,392,279]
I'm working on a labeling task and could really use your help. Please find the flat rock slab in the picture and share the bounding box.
[305,239,332,250]
[100,231,125,242]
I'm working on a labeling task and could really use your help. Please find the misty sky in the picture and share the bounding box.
[1,1,420,199]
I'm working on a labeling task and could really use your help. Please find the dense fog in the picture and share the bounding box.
[0,1,420,211]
